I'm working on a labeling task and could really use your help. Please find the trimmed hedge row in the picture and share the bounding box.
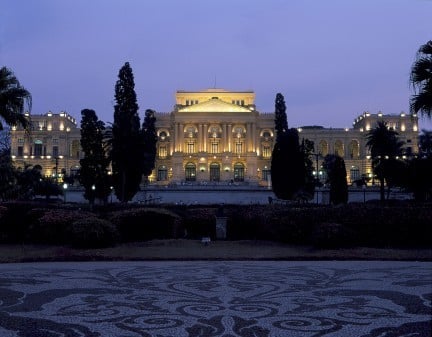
[0,202,431,248]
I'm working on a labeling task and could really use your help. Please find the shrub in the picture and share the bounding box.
[67,218,118,248]
[181,207,219,239]
[28,209,95,244]
[110,207,182,242]
[311,223,357,248]
[0,202,42,243]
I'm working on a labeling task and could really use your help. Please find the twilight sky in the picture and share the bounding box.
[1,0,432,130]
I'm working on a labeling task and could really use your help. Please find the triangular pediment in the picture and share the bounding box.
[178,98,252,113]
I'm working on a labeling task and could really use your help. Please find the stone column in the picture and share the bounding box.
[203,124,208,152]
[227,124,232,152]
[179,123,184,152]
[174,123,178,152]
[252,123,256,153]
[246,123,252,152]
[198,124,203,152]
[222,123,227,152]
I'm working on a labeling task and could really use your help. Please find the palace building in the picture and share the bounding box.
[9,89,419,186]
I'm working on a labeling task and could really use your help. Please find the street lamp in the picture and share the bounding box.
[63,183,68,203]
[312,152,321,204]
[54,155,63,184]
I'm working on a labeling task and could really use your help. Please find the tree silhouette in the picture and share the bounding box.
[0,67,32,130]
[111,62,144,202]
[366,121,404,202]
[410,40,432,119]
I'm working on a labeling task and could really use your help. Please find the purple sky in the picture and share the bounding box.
[2,0,432,130]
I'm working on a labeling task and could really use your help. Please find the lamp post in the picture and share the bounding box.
[63,183,68,203]
[55,156,59,183]
[312,152,321,204]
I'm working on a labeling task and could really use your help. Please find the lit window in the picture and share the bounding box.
[158,146,167,158]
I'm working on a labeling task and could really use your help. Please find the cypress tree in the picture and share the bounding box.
[79,109,110,206]
[271,128,305,200]
[111,62,143,202]
[274,93,288,142]
[323,154,348,205]
[142,109,158,182]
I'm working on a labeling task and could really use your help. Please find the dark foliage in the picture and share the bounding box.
[110,208,182,241]
[141,109,158,180]
[80,109,111,205]
[271,128,306,200]
[323,154,348,205]
[366,121,404,201]
[410,40,432,118]
[406,157,432,201]
[274,93,288,142]
[67,218,118,248]
[111,62,144,202]
[0,67,31,130]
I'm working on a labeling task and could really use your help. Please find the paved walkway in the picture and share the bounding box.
[0,261,430,336]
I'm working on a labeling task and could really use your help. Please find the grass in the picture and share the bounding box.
[0,240,430,263]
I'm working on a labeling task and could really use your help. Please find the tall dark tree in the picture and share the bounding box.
[406,156,432,202]
[300,138,316,198]
[274,93,288,142]
[322,154,348,205]
[410,40,432,119]
[0,144,15,201]
[418,129,432,158]
[111,62,143,202]
[271,128,305,200]
[79,109,111,206]
[141,109,157,182]
[0,67,32,130]
[366,121,404,202]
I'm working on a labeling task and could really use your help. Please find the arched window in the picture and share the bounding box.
[234,162,245,182]
[334,140,344,157]
[159,131,167,141]
[319,140,328,156]
[71,140,80,159]
[350,166,360,183]
[348,140,360,159]
[185,162,196,181]
[210,162,220,182]
[262,167,271,181]
[158,165,168,181]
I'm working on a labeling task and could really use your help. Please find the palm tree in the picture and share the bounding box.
[366,121,404,202]
[410,40,432,118]
[0,67,32,130]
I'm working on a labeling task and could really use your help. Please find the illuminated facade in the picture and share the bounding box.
[10,111,81,182]
[10,89,419,186]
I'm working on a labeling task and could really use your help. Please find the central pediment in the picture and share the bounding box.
[178,98,252,113]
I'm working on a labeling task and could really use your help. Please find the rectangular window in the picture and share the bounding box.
[186,142,195,154]
[18,138,24,144]
[211,142,219,154]
[262,169,271,181]
[53,138,58,144]
[262,145,271,158]
[34,144,42,156]
[17,146,23,156]
[235,142,243,154]
[52,146,59,157]
[158,146,167,158]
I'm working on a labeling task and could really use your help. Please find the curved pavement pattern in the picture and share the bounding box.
[0,261,430,337]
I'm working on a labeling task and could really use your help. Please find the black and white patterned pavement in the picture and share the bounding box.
[0,261,430,337]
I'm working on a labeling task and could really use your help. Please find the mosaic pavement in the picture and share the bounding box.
[0,261,430,337]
